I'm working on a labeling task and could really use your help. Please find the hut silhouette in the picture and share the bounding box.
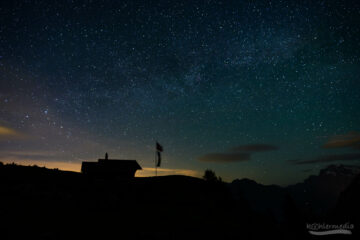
[81,153,142,178]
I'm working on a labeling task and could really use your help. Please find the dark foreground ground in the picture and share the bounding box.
[0,163,358,240]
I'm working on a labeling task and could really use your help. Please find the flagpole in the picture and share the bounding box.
[155,148,157,177]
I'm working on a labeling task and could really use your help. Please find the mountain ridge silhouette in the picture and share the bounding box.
[0,162,359,239]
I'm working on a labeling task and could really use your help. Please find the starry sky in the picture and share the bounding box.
[1,0,360,185]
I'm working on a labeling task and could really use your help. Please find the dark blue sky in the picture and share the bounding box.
[1,0,360,185]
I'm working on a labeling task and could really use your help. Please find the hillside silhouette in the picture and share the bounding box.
[332,172,360,236]
[0,162,358,239]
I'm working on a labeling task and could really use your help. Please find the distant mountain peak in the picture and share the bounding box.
[232,178,258,185]
[319,164,360,177]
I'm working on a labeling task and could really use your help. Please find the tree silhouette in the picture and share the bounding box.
[203,169,219,182]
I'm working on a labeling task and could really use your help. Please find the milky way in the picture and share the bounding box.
[1,0,360,185]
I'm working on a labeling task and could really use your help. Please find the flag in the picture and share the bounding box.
[156,142,163,167]
[156,142,163,152]
[156,151,161,167]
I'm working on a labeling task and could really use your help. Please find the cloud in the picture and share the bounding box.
[198,152,251,163]
[291,153,360,165]
[0,126,26,140]
[352,144,360,150]
[197,143,277,163]
[322,132,360,150]
[231,144,278,152]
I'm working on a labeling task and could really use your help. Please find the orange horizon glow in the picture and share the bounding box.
[1,160,82,172]
[1,160,201,178]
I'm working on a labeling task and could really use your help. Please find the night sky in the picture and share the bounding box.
[1,0,360,185]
